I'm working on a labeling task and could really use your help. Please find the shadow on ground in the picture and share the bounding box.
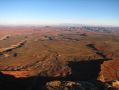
[0,58,111,90]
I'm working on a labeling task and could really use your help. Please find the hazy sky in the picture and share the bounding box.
[0,0,119,26]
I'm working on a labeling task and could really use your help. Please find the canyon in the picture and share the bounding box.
[0,26,119,90]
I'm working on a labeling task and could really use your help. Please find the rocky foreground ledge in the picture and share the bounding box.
[43,80,119,90]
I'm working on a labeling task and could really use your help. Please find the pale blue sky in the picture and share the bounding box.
[0,0,119,26]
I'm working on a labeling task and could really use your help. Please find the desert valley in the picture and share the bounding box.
[0,25,119,90]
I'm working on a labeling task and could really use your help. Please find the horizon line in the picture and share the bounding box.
[0,23,119,27]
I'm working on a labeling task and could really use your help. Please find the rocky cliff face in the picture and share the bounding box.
[98,59,119,82]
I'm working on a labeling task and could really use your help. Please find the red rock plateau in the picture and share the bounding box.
[0,26,119,90]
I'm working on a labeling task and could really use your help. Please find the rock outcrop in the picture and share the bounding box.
[98,59,119,82]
